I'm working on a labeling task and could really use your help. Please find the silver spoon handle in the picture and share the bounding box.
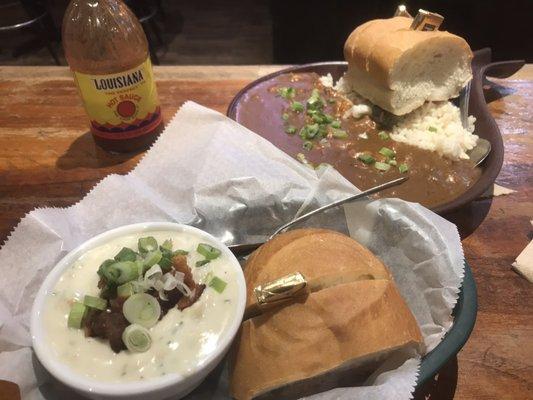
[269,176,408,239]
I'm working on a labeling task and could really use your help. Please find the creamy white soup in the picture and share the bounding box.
[43,230,240,382]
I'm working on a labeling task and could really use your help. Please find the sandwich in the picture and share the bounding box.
[342,16,473,115]
[230,229,423,400]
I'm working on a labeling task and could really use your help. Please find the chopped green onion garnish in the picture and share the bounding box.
[197,243,221,260]
[291,101,304,112]
[379,147,395,158]
[375,162,391,171]
[388,159,398,166]
[196,259,210,267]
[83,295,107,310]
[318,124,328,138]
[209,276,228,294]
[143,249,162,270]
[428,126,438,132]
[285,125,296,135]
[114,247,137,262]
[138,237,158,253]
[173,249,188,256]
[123,293,161,328]
[330,120,341,129]
[102,261,139,284]
[323,114,334,123]
[312,113,325,123]
[158,256,172,272]
[307,88,324,110]
[299,123,319,139]
[332,129,348,139]
[122,323,152,353]
[161,239,173,251]
[282,113,289,121]
[358,153,375,164]
[159,245,172,259]
[67,302,87,329]
[303,141,313,151]
[398,163,410,173]
[97,259,115,279]
[277,87,295,99]
[378,131,390,140]
[117,282,136,298]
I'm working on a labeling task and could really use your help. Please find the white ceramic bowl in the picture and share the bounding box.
[31,222,246,400]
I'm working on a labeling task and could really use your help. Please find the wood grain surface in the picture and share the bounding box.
[0,65,531,400]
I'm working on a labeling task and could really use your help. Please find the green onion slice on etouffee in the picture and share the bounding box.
[306,88,325,110]
[291,101,304,113]
[299,124,320,140]
[374,162,391,171]
[277,87,295,99]
[330,120,342,129]
[332,129,348,139]
[358,153,375,164]
[285,125,297,135]
[398,163,410,173]
[378,147,395,159]
[378,131,390,140]
[303,141,313,151]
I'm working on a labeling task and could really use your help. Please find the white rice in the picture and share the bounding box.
[343,104,372,119]
[318,73,334,88]
[392,102,477,160]
[320,73,478,160]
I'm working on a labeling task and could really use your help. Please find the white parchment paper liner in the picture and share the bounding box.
[0,102,464,400]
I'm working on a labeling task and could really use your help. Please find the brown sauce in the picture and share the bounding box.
[235,73,482,208]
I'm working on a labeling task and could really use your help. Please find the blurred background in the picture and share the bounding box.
[0,0,531,66]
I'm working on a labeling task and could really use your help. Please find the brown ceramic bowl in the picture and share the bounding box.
[228,49,524,215]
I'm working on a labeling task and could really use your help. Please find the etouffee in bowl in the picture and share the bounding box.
[30,222,246,400]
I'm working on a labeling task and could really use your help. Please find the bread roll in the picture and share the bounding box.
[343,16,473,115]
[230,229,423,400]
[243,229,391,307]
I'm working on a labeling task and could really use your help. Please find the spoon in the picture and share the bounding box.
[460,82,491,166]
[228,176,409,257]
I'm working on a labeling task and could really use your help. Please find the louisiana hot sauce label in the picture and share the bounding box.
[73,58,162,140]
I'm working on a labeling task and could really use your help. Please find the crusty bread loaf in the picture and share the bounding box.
[243,229,391,308]
[230,229,423,400]
[343,16,473,115]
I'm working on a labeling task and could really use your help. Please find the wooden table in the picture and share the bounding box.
[0,65,531,400]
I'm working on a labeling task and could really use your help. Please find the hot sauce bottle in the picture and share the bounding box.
[62,0,163,152]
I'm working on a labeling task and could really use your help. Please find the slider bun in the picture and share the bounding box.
[343,16,473,115]
[230,229,423,400]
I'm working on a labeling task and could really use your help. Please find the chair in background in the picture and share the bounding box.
[0,0,60,65]
[124,0,165,65]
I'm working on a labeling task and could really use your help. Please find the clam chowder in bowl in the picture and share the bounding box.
[31,222,246,400]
